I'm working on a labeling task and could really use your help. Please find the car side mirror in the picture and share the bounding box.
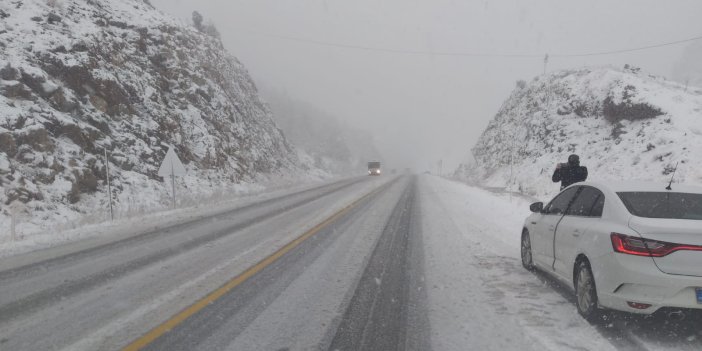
[530,202,544,213]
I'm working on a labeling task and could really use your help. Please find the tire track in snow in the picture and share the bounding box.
[329,177,429,351]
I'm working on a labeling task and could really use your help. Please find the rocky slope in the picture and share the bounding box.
[0,0,300,233]
[455,66,702,197]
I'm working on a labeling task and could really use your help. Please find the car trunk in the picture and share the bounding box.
[629,216,702,277]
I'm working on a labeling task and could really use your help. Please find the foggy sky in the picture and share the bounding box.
[150,0,702,172]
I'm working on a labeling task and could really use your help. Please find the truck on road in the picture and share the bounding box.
[368,161,381,176]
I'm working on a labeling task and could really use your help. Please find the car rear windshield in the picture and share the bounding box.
[617,192,702,220]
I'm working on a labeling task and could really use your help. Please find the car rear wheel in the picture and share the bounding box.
[521,230,534,271]
[575,260,600,321]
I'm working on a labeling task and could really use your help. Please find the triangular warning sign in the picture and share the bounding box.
[158,147,186,177]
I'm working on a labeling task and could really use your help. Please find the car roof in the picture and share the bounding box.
[572,180,702,194]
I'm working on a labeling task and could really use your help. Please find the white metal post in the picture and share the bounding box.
[105,148,113,221]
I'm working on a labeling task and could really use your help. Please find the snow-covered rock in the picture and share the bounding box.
[456,65,702,198]
[0,0,301,234]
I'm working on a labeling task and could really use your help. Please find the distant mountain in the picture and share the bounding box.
[455,66,702,197]
[0,0,300,231]
[262,89,382,175]
[672,40,702,90]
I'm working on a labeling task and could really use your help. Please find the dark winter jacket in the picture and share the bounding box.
[552,165,588,189]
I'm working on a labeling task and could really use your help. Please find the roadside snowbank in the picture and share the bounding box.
[0,174,341,259]
[419,175,617,351]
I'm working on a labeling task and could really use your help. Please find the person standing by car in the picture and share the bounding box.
[552,154,588,190]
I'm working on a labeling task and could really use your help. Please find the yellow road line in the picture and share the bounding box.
[122,185,383,351]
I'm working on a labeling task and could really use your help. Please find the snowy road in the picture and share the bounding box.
[0,175,700,350]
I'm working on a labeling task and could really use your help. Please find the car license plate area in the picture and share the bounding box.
[696,288,702,304]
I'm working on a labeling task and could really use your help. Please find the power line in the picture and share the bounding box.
[246,30,539,57]
[243,29,702,59]
[551,34,702,57]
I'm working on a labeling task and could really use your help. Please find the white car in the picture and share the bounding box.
[521,181,702,320]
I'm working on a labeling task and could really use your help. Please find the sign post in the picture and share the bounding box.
[158,147,186,209]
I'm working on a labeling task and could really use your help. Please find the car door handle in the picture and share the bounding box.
[549,226,555,231]
[572,229,581,237]
[531,221,537,225]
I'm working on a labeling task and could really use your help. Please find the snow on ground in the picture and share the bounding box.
[419,175,618,351]
[0,173,341,260]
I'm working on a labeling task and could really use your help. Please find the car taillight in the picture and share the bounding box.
[627,301,652,309]
[610,233,702,257]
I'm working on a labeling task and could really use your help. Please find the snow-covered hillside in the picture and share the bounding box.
[456,66,702,197]
[0,0,302,234]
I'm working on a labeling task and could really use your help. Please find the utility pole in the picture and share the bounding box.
[104,147,113,221]
[543,53,549,75]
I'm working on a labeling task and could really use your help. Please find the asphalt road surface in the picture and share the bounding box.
[0,175,699,351]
